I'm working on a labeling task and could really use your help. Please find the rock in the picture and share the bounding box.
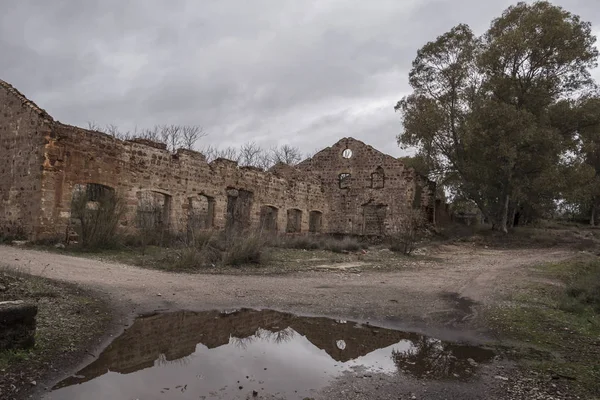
[11,240,28,246]
[0,301,38,350]
[495,375,509,381]
[0,284,6,292]
[54,243,66,249]
[467,358,478,367]
[30,381,36,386]
[157,293,162,297]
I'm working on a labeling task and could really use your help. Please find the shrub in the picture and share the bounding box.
[222,233,268,266]
[70,189,125,249]
[561,261,600,313]
[387,208,426,255]
[272,234,367,252]
[324,237,363,253]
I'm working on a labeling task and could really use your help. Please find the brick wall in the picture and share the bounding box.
[0,81,49,239]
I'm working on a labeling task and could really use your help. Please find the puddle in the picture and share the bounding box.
[46,309,494,400]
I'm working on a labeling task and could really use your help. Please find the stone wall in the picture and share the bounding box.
[0,80,49,239]
[1,81,436,240]
[297,137,435,235]
[37,123,327,240]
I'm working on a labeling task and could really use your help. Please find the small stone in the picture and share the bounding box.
[54,243,65,249]
[467,358,478,367]
[30,381,36,386]
[495,375,509,381]
[157,293,162,296]
[0,284,6,292]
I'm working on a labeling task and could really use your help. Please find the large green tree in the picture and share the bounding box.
[396,1,598,232]
[554,96,600,225]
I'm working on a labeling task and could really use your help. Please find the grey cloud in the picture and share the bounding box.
[1,0,599,158]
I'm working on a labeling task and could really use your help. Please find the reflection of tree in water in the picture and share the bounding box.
[392,337,493,380]
[155,353,192,367]
[230,327,296,349]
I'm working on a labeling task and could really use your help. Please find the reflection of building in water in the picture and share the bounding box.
[392,336,495,379]
[55,309,494,389]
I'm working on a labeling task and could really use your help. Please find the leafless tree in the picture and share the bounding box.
[87,121,102,131]
[201,145,241,163]
[160,124,182,152]
[140,125,161,142]
[182,125,207,150]
[239,142,274,169]
[270,144,303,166]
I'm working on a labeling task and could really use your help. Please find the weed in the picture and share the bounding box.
[486,257,600,397]
[222,233,269,266]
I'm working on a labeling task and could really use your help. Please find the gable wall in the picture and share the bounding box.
[297,138,435,234]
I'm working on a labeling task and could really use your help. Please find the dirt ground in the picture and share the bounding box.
[0,243,579,399]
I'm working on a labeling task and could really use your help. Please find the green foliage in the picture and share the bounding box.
[396,1,599,232]
[560,260,600,313]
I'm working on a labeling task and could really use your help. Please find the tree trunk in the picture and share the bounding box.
[500,194,510,234]
[508,204,517,229]
[591,202,597,227]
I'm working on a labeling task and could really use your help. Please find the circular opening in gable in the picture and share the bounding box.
[342,149,353,159]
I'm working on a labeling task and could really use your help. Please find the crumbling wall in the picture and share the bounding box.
[0,81,49,239]
[2,81,434,241]
[297,137,435,235]
[37,123,327,240]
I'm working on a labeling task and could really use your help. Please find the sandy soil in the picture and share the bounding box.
[0,244,576,399]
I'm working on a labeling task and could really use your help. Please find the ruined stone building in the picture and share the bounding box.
[0,79,435,241]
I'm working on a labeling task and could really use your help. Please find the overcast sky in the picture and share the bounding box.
[1,1,599,157]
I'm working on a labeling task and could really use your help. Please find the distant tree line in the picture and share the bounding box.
[396,1,600,231]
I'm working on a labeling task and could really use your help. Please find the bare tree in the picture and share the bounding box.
[160,124,182,152]
[182,125,207,150]
[201,145,241,163]
[270,144,303,166]
[239,142,267,168]
[87,121,102,131]
[140,125,161,142]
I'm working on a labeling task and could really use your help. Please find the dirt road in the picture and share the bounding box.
[0,244,572,334]
[0,244,577,400]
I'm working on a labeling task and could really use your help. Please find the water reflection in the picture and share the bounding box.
[46,309,494,400]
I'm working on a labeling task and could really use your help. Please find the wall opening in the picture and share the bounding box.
[188,194,215,232]
[339,173,351,189]
[136,191,172,232]
[362,203,387,236]
[371,167,385,189]
[308,211,323,233]
[260,205,279,233]
[413,184,423,209]
[225,188,254,233]
[286,209,302,233]
[69,183,117,243]
[342,148,353,159]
